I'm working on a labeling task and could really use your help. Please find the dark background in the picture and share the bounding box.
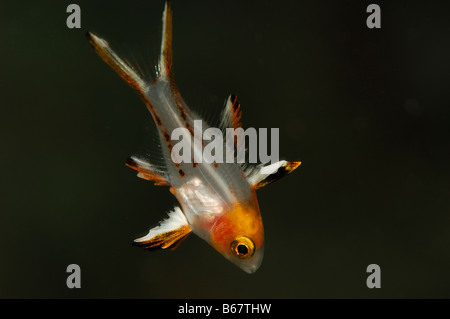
[0,0,449,298]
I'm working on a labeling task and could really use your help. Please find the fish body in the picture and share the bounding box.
[87,1,300,273]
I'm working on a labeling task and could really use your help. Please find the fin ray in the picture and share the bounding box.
[86,32,151,104]
[245,160,301,189]
[126,156,169,186]
[158,0,173,79]
[220,94,242,130]
[133,207,192,250]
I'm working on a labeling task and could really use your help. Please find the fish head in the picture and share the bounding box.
[210,201,264,274]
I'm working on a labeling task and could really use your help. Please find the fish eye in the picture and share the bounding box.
[230,236,255,258]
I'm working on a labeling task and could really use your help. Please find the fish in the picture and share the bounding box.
[87,0,300,274]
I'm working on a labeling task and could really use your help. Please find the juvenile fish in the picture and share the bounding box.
[87,1,300,273]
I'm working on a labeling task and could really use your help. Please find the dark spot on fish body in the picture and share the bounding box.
[154,114,162,126]
[186,123,194,136]
[163,131,171,142]
[144,101,154,111]
[180,109,187,121]
[169,81,180,99]
[162,130,173,150]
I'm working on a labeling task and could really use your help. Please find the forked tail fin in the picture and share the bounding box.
[158,0,174,80]
[86,1,175,105]
[86,31,150,105]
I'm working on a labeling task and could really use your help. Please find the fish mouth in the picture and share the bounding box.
[233,244,264,274]
[241,264,261,274]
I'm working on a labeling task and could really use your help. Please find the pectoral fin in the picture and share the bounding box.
[133,207,192,250]
[245,160,301,189]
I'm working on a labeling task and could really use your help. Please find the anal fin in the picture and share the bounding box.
[133,207,192,250]
[126,156,169,186]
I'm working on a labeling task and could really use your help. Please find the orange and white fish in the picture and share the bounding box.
[87,1,300,273]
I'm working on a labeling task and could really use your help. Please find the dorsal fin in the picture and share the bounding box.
[219,94,242,130]
[126,156,169,186]
[158,0,173,80]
